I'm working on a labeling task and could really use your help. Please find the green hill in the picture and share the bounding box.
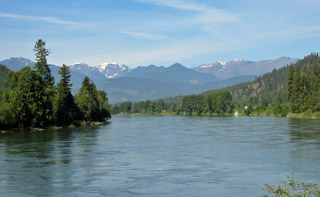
[226,53,319,107]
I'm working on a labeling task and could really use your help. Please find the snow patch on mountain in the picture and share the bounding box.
[232,58,243,63]
[217,61,226,66]
[98,63,130,78]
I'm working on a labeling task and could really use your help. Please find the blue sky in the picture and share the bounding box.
[0,0,320,68]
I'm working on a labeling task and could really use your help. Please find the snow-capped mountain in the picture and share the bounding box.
[193,57,298,79]
[194,61,227,74]
[70,63,107,82]
[98,63,130,78]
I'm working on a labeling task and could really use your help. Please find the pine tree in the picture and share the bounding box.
[287,66,294,103]
[33,39,55,125]
[75,76,99,121]
[53,65,79,125]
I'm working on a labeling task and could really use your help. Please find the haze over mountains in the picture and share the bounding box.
[0,57,298,103]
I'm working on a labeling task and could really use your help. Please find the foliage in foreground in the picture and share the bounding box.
[262,172,320,197]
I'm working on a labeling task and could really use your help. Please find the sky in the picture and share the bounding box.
[0,0,320,68]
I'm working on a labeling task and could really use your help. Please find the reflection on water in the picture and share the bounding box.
[288,118,320,142]
[0,126,103,196]
[0,116,319,196]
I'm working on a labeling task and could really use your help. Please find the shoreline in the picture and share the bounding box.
[112,112,320,120]
[0,121,110,132]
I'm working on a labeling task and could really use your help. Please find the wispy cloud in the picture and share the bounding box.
[120,31,169,40]
[135,0,239,24]
[248,25,320,42]
[0,12,83,26]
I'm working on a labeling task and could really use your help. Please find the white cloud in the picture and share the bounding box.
[0,12,83,26]
[119,31,169,40]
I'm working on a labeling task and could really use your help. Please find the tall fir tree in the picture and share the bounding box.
[287,66,294,104]
[53,65,80,125]
[33,39,55,125]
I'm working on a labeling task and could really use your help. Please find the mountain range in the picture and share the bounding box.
[0,57,298,103]
[193,57,298,79]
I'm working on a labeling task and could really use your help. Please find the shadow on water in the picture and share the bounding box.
[0,124,108,196]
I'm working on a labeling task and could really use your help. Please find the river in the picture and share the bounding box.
[0,115,320,196]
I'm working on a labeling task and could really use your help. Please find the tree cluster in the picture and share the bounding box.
[112,99,168,114]
[112,90,233,116]
[0,39,111,129]
[287,54,320,113]
[181,90,233,115]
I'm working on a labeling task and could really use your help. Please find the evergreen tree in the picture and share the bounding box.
[33,39,55,125]
[287,66,294,103]
[75,76,111,121]
[75,76,96,121]
[53,65,79,125]
[97,90,111,120]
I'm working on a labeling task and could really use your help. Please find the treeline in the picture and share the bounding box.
[226,53,319,107]
[230,53,320,117]
[0,39,111,129]
[287,57,320,113]
[112,90,233,116]
[113,53,320,118]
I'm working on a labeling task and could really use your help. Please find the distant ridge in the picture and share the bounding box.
[193,57,298,79]
[0,56,298,103]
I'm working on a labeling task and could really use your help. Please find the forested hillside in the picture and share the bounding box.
[287,54,320,113]
[0,64,10,96]
[226,53,319,107]
[112,53,320,118]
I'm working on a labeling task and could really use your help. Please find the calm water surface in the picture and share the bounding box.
[0,115,320,196]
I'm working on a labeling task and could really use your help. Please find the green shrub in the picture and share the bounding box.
[262,172,320,197]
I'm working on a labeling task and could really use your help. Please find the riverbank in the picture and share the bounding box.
[113,110,320,120]
[0,121,110,132]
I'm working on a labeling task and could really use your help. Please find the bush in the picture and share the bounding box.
[303,109,313,118]
[262,172,320,196]
[315,112,320,119]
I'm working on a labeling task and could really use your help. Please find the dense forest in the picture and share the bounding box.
[112,90,233,116]
[112,53,320,118]
[0,40,111,129]
[287,59,320,113]
[0,64,10,96]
